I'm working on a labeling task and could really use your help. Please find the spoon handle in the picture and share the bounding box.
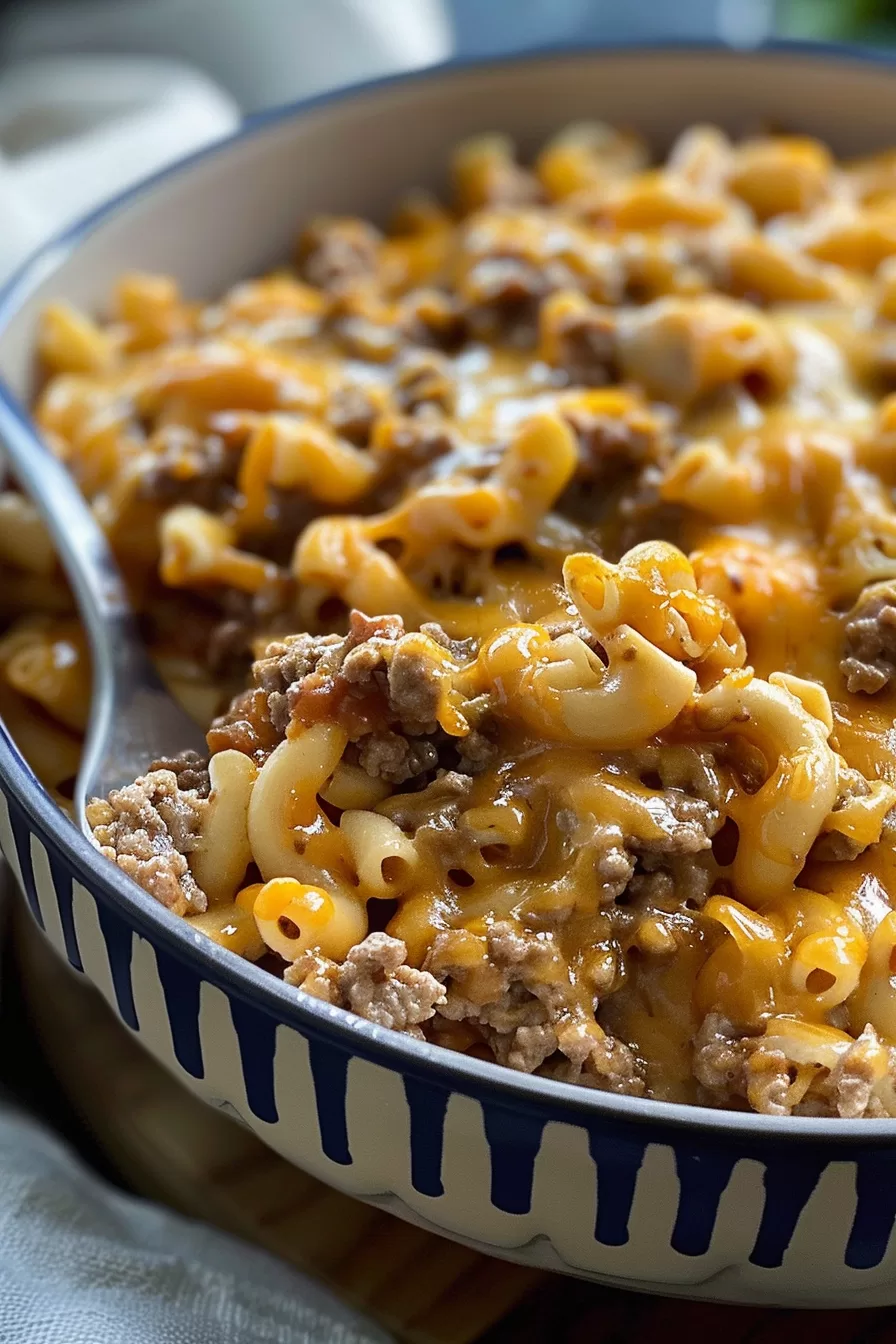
[0,391,208,830]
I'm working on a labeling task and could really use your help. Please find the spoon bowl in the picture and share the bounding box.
[0,405,207,833]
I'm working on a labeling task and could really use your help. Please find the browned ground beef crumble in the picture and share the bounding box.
[86,602,896,1112]
[694,1014,896,1119]
[85,766,209,915]
[841,580,896,694]
[49,125,896,1118]
[212,611,495,783]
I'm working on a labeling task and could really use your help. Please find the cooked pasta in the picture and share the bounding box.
[8,120,896,1114]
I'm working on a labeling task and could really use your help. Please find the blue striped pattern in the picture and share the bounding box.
[671,1145,738,1257]
[403,1076,450,1197]
[307,1039,352,1165]
[230,995,279,1123]
[96,901,138,1030]
[6,792,43,930]
[4,775,896,1286]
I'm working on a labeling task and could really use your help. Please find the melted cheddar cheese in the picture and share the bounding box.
[8,121,896,1114]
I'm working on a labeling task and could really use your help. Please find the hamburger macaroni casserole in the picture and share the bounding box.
[5,122,896,1115]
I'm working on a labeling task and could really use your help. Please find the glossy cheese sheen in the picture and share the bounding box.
[7,118,896,1116]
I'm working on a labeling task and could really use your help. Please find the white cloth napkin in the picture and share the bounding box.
[0,56,242,282]
[0,1098,394,1343]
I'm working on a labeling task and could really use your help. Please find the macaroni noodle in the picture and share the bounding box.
[6,120,896,1115]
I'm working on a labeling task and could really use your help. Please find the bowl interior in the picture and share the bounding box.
[5,44,896,1138]
[3,45,896,398]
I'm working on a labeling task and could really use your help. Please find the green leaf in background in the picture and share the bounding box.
[778,0,896,40]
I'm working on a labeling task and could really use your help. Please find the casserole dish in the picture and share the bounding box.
[3,43,896,1305]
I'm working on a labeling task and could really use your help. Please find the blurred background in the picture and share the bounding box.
[0,0,893,117]
[0,0,892,279]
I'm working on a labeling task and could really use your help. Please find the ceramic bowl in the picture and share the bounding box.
[2,43,896,1307]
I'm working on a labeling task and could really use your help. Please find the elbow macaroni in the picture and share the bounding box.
[9,119,896,1116]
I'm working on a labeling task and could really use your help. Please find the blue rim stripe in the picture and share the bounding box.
[404,1074,450,1198]
[155,945,204,1078]
[5,792,43,929]
[847,1156,896,1270]
[95,900,138,1030]
[670,1146,738,1258]
[590,1129,645,1247]
[748,1156,825,1269]
[229,993,279,1124]
[48,850,82,971]
[307,1038,352,1166]
[482,1103,545,1216]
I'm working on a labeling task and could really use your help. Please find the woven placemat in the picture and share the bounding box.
[11,897,894,1343]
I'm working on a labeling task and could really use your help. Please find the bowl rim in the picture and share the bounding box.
[3,36,896,1142]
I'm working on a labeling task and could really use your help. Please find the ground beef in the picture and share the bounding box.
[393,349,456,416]
[430,922,566,1021]
[810,766,881,862]
[555,810,635,909]
[633,789,721,857]
[610,465,687,556]
[199,573,298,679]
[618,792,721,910]
[422,920,644,1095]
[564,759,721,917]
[381,769,473,832]
[693,1013,747,1104]
[744,1048,793,1117]
[841,580,896,693]
[559,402,673,523]
[147,749,210,797]
[375,415,455,471]
[286,933,445,1037]
[460,257,548,346]
[137,429,240,512]
[455,726,499,774]
[326,383,381,447]
[546,302,618,386]
[217,610,490,785]
[86,769,208,916]
[398,288,466,352]
[298,216,381,293]
[547,1022,646,1095]
[693,1014,895,1117]
[624,852,716,912]
[596,845,639,900]
[387,637,444,731]
[809,832,866,864]
[630,743,724,809]
[205,619,255,680]
[253,630,345,735]
[357,730,439,784]
[490,1016,559,1073]
[419,623,478,663]
[369,417,456,510]
[800,1025,894,1119]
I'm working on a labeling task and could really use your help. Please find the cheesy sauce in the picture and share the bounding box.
[7,121,896,1114]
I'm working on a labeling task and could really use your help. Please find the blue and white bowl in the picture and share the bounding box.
[2,43,896,1307]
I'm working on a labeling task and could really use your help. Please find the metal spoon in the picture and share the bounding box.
[1,402,208,836]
